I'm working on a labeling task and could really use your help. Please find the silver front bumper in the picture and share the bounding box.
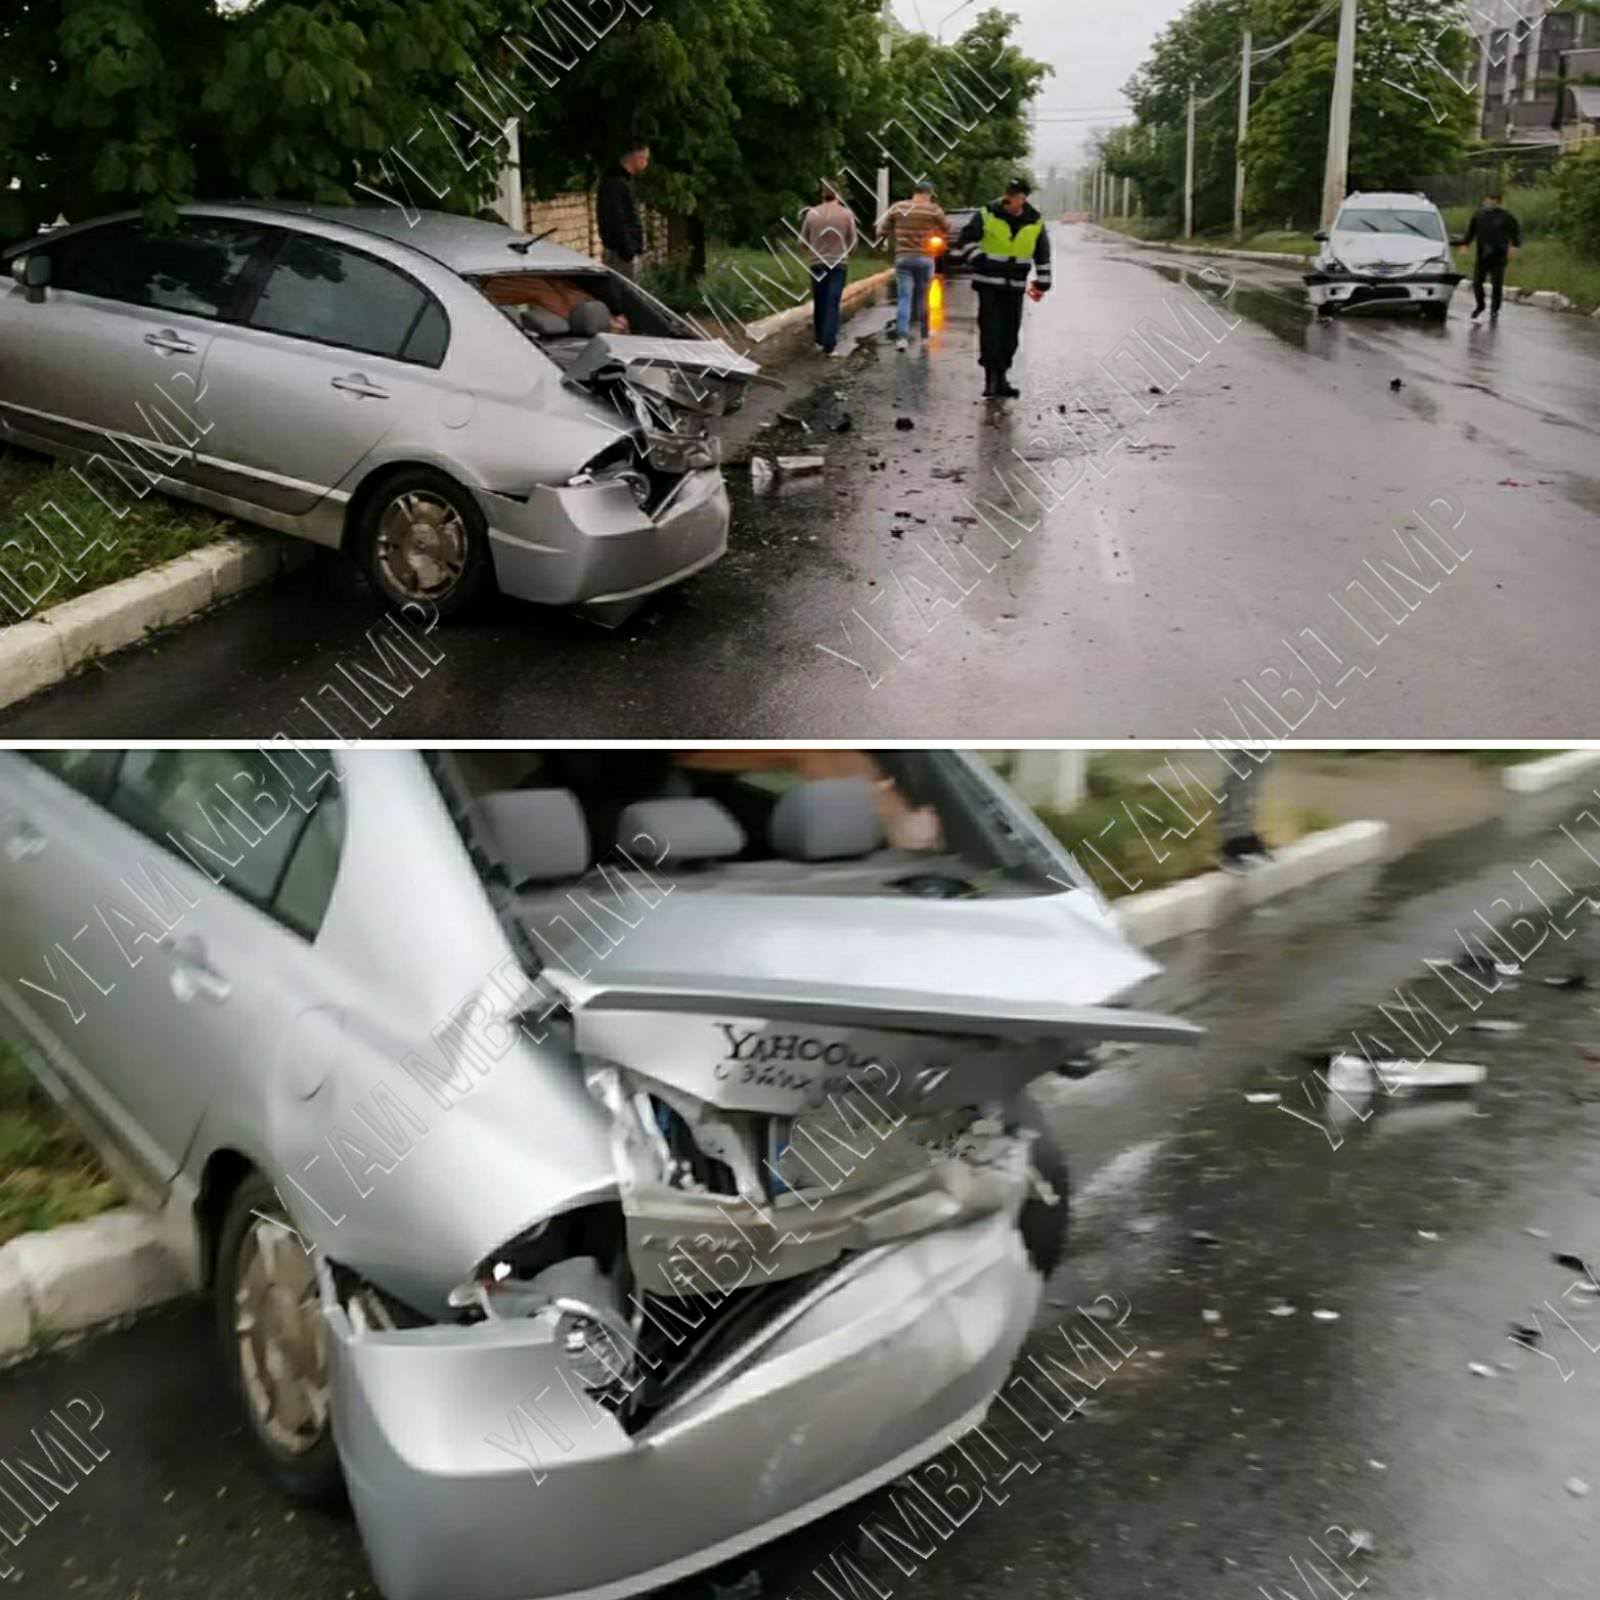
[329,1212,1039,1600]
[1306,274,1460,313]
[479,467,729,618]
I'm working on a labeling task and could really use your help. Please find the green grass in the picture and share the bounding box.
[0,445,229,623]
[645,243,889,323]
[0,1042,119,1247]
[1030,756,1332,902]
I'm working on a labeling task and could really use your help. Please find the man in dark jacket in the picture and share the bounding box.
[1455,191,1521,322]
[597,141,650,281]
[956,179,1052,398]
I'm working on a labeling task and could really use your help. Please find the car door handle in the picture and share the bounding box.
[158,934,232,1005]
[145,329,197,355]
[3,820,47,863]
[330,374,390,399]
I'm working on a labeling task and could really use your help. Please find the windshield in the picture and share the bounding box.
[1335,207,1445,242]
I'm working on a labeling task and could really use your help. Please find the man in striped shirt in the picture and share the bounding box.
[955,179,1052,398]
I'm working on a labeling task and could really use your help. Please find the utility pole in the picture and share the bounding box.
[1184,91,1196,238]
[1234,30,1252,241]
[1320,0,1358,231]
[1122,174,1131,217]
[877,0,893,229]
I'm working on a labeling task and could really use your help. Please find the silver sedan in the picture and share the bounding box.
[0,748,1199,1600]
[1,206,775,623]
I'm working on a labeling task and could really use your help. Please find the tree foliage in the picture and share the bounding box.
[1,0,1048,251]
[1107,0,1474,235]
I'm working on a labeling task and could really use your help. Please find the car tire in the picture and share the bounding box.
[1424,303,1449,324]
[356,467,494,621]
[1019,1129,1070,1280]
[216,1174,345,1507]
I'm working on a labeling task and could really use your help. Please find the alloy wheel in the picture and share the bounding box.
[375,490,468,601]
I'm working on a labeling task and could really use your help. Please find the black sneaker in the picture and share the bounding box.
[997,379,1022,398]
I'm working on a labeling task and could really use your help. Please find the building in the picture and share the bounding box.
[1469,2,1597,146]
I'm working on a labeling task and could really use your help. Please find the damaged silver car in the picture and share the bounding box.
[0,748,1199,1600]
[1,206,775,623]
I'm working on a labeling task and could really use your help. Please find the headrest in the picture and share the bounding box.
[569,299,613,337]
[475,789,589,885]
[769,778,885,861]
[519,305,571,337]
[616,798,745,866]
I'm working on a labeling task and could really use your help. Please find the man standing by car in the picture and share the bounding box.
[799,181,859,357]
[598,140,650,282]
[875,179,949,353]
[1455,191,1521,322]
[956,179,1052,398]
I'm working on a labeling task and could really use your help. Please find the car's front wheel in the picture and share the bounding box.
[216,1175,344,1505]
[356,467,494,621]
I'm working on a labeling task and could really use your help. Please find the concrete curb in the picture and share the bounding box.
[1503,751,1600,794]
[0,532,316,714]
[747,268,894,363]
[0,1209,191,1367]
[1115,820,1392,951]
[1098,228,1597,316]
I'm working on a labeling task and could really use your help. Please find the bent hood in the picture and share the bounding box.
[1329,232,1446,272]
[564,333,783,415]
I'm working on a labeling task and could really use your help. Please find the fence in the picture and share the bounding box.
[524,190,673,267]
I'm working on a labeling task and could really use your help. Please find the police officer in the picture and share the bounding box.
[955,178,1052,398]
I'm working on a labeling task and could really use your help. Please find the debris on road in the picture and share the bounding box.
[775,411,811,431]
[1368,1459,1387,1471]
[776,456,826,476]
[1269,1303,1297,1318]
[1312,1309,1341,1323]
[1245,1091,1282,1104]
[1472,1020,1524,1035]
[1524,1227,1552,1239]
[1494,962,1523,978]
[1553,1252,1591,1275]
[894,417,915,432]
[1201,1308,1223,1325]
[1543,973,1587,990]
[1509,1323,1543,1349]
[1390,378,1405,391]
[1327,1053,1486,1098]
[830,416,853,434]
[750,458,775,490]
[1468,1361,1497,1378]
[1190,1230,1223,1249]
[1418,1230,1441,1241]
[1566,1478,1591,1498]
[1345,1529,1375,1555]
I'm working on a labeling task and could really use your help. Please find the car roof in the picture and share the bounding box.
[1338,192,1441,211]
[5,201,604,277]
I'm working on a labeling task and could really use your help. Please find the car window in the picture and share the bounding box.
[402,297,450,366]
[249,234,438,361]
[24,750,122,801]
[272,787,347,938]
[1335,208,1445,241]
[109,750,337,916]
[50,219,268,318]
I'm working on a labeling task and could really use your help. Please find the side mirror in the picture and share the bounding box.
[11,253,50,303]
[1313,230,1330,243]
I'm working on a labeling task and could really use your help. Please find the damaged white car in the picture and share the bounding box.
[0,749,1200,1600]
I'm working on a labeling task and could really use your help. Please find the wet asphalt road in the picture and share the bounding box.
[3,228,1599,739]
[4,779,1600,1599]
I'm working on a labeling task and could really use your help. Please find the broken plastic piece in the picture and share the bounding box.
[776,455,826,475]
[1327,1053,1485,1098]
[1312,1309,1340,1322]
[1472,1020,1523,1035]
[1467,1361,1496,1378]
[1566,1477,1591,1498]
[1201,1308,1222,1325]
[750,458,775,489]
[1245,1092,1281,1104]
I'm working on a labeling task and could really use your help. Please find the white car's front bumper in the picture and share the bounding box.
[1305,270,1462,315]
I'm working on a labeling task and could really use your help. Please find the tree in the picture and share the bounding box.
[1113,0,1474,236]
[1243,0,1473,223]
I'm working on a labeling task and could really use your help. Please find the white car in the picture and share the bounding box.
[1305,191,1462,321]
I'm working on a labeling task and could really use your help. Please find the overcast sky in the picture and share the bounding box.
[892,0,1192,173]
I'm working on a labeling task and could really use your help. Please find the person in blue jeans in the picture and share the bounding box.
[798,182,858,357]
[876,182,949,352]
